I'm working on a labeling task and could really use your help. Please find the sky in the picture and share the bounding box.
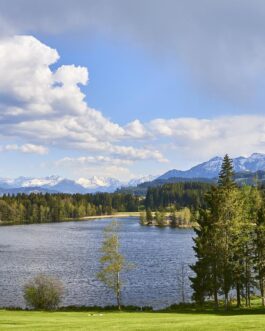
[1,0,265,180]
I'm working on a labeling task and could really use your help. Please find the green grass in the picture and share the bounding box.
[2,309,265,331]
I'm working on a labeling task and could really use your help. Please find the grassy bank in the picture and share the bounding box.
[1,309,265,330]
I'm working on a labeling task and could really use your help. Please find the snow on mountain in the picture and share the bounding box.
[0,175,124,194]
[20,176,63,188]
[158,156,224,180]
[0,176,63,188]
[2,153,265,194]
[158,153,265,180]
[76,176,122,189]
[241,153,265,172]
[127,175,158,186]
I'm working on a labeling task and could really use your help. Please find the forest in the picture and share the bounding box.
[145,182,211,210]
[0,192,140,224]
[0,181,212,224]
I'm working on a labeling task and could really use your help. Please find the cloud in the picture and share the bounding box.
[2,35,265,176]
[0,143,48,154]
[55,155,134,180]
[1,1,265,101]
[149,115,265,162]
[0,35,165,164]
[55,155,132,167]
[0,35,88,118]
[75,165,134,181]
[124,120,149,139]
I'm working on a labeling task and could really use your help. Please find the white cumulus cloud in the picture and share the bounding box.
[0,35,165,164]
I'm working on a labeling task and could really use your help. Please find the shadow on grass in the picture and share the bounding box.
[3,302,265,316]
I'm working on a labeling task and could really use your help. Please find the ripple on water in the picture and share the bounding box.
[0,218,195,308]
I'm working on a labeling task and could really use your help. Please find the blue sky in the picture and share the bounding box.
[1,1,265,181]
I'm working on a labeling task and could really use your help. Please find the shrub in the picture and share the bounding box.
[23,274,64,310]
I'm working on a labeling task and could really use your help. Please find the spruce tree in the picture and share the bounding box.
[255,203,265,306]
[190,188,221,307]
[191,154,239,308]
[218,154,235,189]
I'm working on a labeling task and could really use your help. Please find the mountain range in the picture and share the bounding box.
[0,174,157,195]
[157,153,265,180]
[1,153,265,195]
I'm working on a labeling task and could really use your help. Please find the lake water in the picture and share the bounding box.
[0,217,195,309]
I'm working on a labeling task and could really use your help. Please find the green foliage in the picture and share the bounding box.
[23,274,64,310]
[0,192,140,224]
[97,221,134,310]
[154,211,166,226]
[255,197,265,306]
[218,154,236,189]
[145,182,211,210]
[191,154,265,308]
[139,212,147,225]
[145,209,153,224]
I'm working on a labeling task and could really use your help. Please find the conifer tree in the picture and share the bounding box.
[190,205,219,306]
[191,154,240,308]
[190,187,222,307]
[255,203,265,306]
[218,154,236,189]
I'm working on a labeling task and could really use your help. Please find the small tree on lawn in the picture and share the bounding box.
[24,274,64,310]
[176,262,189,303]
[97,220,133,310]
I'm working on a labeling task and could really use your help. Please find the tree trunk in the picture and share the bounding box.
[117,271,121,311]
[236,283,241,307]
[225,292,228,310]
[261,279,265,307]
[245,284,251,307]
[214,288,218,309]
[213,269,219,309]
[245,257,249,307]
[181,264,185,303]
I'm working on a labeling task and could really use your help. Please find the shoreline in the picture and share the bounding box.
[0,212,141,227]
[79,212,141,220]
[0,212,195,228]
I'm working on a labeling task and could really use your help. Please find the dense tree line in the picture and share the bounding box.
[145,182,211,210]
[0,192,140,224]
[191,155,265,308]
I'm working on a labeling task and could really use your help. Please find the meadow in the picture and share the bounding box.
[1,308,265,331]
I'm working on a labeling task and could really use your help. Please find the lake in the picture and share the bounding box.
[0,217,195,309]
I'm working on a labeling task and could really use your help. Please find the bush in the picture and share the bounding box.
[23,274,64,310]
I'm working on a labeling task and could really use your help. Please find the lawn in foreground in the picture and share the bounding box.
[1,310,265,331]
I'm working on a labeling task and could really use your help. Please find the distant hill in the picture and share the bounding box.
[117,170,265,196]
[158,153,265,180]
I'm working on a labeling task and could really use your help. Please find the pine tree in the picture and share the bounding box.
[215,155,239,308]
[255,203,265,306]
[218,154,236,189]
[190,208,215,305]
[190,189,221,307]
[191,154,240,308]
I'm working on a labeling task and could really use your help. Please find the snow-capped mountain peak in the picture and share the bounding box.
[20,176,63,188]
[158,153,265,180]
[127,175,158,186]
[76,176,121,189]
